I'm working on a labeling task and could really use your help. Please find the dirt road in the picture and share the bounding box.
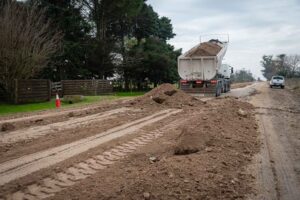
[0,83,298,199]
[248,82,300,200]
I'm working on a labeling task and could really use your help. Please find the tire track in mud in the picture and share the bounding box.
[0,109,181,187]
[0,108,131,144]
[255,113,279,200]
[254,106,300,114]
[257,112,300,200]
[2,117,185,200]
[251,83,300,200]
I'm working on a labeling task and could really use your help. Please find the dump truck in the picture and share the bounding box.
[178,38,233,96]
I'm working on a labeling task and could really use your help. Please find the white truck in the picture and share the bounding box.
[178,38,233,96]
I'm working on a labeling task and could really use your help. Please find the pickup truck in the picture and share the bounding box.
[270,76,285,89]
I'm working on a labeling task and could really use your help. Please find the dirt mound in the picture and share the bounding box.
[174,126,211,155]
[173,97,257,156]
[56,98,260,200]
[132,83,200,108]
[186,42,222,57]
[1,122,15,132]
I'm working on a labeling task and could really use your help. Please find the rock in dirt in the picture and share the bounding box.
[152,97,166,104]
[68,112,75,117]
[62,95,84,104]
[143,192,150,199]
[34,118,43,123]
[205,147,213,152]
[174,127,211,155]
[238,108,248,117]
[149,156,159,163]
[202,116,208,120]
[164,90,177,96]
[1,122,15,132]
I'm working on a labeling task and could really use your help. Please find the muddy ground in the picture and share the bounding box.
[0,82,299,200]
[249,82,300,200]
[231,82,254,89]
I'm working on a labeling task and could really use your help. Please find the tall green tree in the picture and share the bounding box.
[156,16,176,41]
[134,4,175,42]
[142,38,180,86]
[33,0,92,80]
[119,1,176,89]
[22,0,180,90]
[86,39,116,79]
[261,55,275,80]
[81,0,143,79]
[134,4,159,42]
[122,37,180,89]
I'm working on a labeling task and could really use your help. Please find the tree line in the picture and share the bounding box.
[230,69,255,83]
[0,0,180,99]
[261,54,300,80]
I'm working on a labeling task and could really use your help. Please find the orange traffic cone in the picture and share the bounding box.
[55,93,61,108]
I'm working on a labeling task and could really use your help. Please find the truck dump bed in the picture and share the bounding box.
[178,40,228,81]
[185,42,222,57]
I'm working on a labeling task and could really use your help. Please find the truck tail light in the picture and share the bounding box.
[180,80,188,84]
[211,80,218,84]
[196,80,202,84]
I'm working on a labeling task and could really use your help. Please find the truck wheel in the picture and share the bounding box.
[215,88,219,97]
[216,88,221,97]
[270,85,273,88]
[281,86,285,89]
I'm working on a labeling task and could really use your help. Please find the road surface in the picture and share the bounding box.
[249,82,300,200]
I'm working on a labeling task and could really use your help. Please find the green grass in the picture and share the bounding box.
[115,91,146,97]
[0,92,145,116]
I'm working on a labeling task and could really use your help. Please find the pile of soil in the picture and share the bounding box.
[131,83,200,108]
[124,98,259,199]
[174,125,211,155]
[186,42,222,57]
[1,122,15,132]
[173,97,257,156]
[56,98,260,200]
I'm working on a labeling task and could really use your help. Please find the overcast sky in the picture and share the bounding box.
[147,0,300,79]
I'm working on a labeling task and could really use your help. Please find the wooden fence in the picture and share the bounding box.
[4,79,113,104]
[14,79,51,104]
[62,80,113,96]
[51,81,63,97]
